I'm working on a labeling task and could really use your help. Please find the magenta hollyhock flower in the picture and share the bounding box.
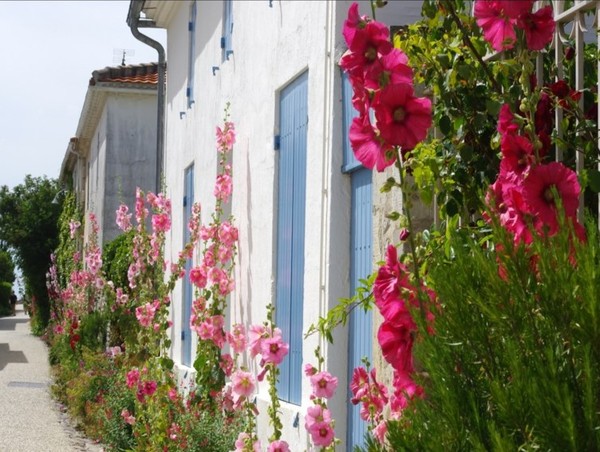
[517,5,555,51]
[342,2,366,48]
[378,320,415,372]
[350,366,369,401]
[390,370,423,414]
[522,162,580,230]
[363,47,413,90]
[261,333,289,365]
[308,421,335,447]
[497,104,519,136]
[231,370,256,398]
[474,0,533,52]
[310,371,339,399]
[126,369,140,389]
[374,83,432,152]
[499,134,535,175]
[339,19,393,77]
[267,440,290,452]
[349,115,396,171]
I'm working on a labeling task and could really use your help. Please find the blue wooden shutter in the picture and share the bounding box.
[187,1,197,108]
[182,164,194,366]
[341,71,373,448]
[275,72,308,405]
[222,0,233,59]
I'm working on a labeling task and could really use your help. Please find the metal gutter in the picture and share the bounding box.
[127,0,166,193]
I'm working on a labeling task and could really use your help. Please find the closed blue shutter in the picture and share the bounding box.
[222,0,233,59]
[182,165,194,366]
[275,72,308,405]
[342,71,373,448]
[187,1,197,108]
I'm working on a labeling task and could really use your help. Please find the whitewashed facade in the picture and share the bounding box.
[137,1,422,449]
[59,64,158,245]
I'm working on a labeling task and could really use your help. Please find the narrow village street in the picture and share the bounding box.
[0,304,103,452]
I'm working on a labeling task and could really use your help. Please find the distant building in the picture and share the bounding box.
[59,63,158,245]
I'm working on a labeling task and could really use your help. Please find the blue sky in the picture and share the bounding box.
[0,1,165,190]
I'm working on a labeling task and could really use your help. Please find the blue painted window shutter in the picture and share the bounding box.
[222,0,233,59]
[187,1,197,108]
[275,72,308,405]
[342,71,373,448]
[182,165,194,366]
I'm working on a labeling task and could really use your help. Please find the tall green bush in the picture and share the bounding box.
[385,219,600,450]
[0,281,12,316]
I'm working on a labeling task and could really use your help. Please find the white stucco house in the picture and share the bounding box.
[129,1,423,449]
[59,63,158,245]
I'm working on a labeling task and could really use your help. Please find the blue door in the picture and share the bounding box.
[182,164,194,366]
[342,72,373,448]
[275,72,308,405]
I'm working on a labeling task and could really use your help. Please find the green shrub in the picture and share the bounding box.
[386,220,600,451]
[0,281,12,317]
[103,231,134,290]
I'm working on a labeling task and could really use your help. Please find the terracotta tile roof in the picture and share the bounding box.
[89,62,158,86]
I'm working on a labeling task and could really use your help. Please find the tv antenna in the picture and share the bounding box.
[113,48,135,66]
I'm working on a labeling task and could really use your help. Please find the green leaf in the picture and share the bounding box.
[587,169,600,193]
[439,115,452,136]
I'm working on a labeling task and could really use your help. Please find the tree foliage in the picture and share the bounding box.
[0,175,62,326]
[0,249,15,284]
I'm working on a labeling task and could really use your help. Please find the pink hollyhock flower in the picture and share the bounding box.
[69,220,81,239]
[248,324,266,358]
[517,6,555,51]
[152,213,171,232]
[373,245,414,320]
[234,432,261,452]
[220,353,234,376]
[216,122,236,152]
[349,115,395,171]
[474,0,533,52]
[522,162,580,231]
[189,266,207,288]
[499,134,535,175]
[308,421,335,447]
[261,330,289,365]
[231,370,256,398]
[168,387,178,402]
[310,371,339,399]
[214,173,233,201]
[304,363,317,377]
[218,221,238,246]
[305,405,332,430]
[135,300,160,328]
[228,323,247,355]
[143,380,157,397]
[267,440,290,452]
[116,204,132,231]
[372,420,388,444]
[121,409,136,425]
[374,83,432,152]
[350,366,370,401]
[126,369,140,388]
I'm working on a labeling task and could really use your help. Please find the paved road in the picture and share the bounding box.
[0,303,104,452]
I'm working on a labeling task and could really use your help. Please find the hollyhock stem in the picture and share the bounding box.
[395,150,427,321]
[443,0,502,93]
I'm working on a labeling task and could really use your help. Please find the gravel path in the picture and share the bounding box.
[0,303,104,452]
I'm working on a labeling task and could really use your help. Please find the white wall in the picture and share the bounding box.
[160,1,424,448]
